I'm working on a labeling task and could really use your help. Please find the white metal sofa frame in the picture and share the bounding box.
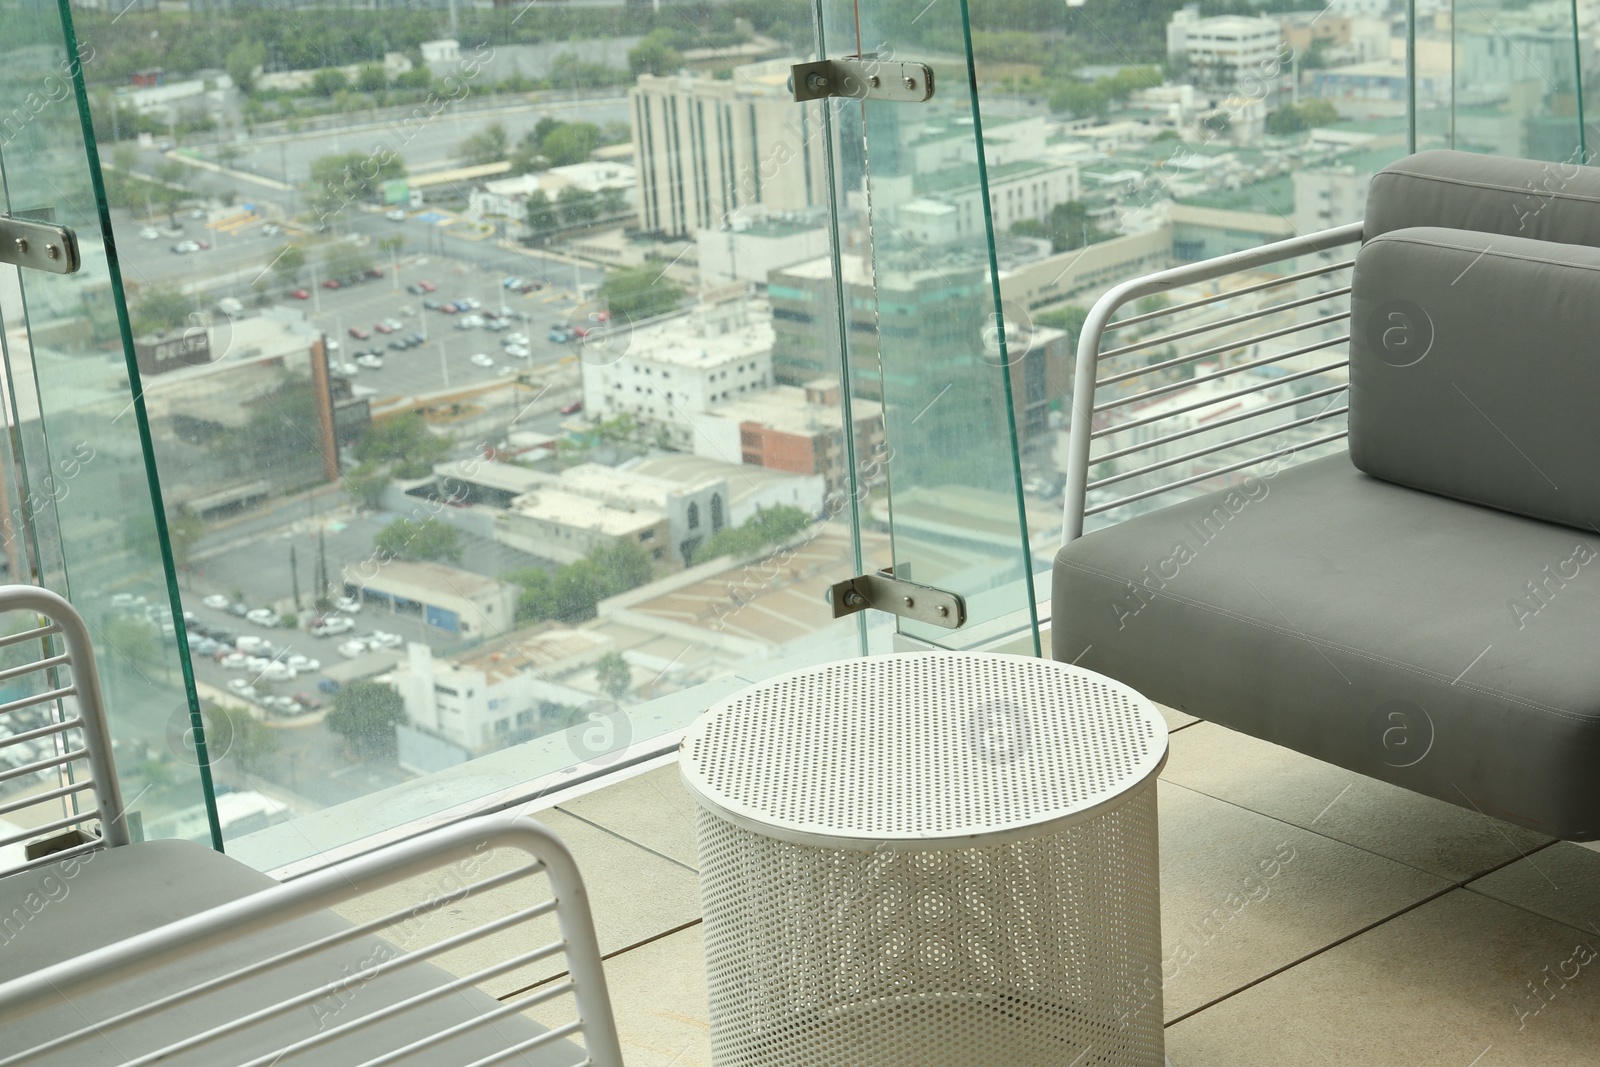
[0,585,624,1066]
[1054,150,1600,841]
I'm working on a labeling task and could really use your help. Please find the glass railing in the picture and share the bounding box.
[6,0,1592,869]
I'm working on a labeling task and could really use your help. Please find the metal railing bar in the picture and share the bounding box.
[0,716,80,750]
[1086,430,1350,516]
[0,861,551,1067]
[1092,382,1348,454]
[1103,257,1358,331]
[233,941,569,1067]
[353,979,579,1067]
[1089,406,1350,490]
[1096,332,1349,414]
[0,684,76,720]
[3,838,99,878]
[1098,315,1348,389]
[0,747,84,786]
[0,808,101,851]
[460,1020,586,1067]
[0,623,60,651]
[1092,359,1350,436]
[106,898,563,1067]
[0,778,91,820]
[0,652,68,686]
[1099,285,1353,362]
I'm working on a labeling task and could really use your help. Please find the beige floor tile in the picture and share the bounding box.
[558,764,702,871]
[1165,889,1600,1066]
[1157,701,1200,732]
[524,924,713,1067]
[1162,722,1552,882]
[1468,841,1600,934]
[329,809,702,999]
[1157,780,1446,1020]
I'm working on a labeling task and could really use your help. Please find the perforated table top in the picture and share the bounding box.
[679,652,1168,850]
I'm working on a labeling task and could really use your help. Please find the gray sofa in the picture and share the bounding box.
[1053,149,1600,840]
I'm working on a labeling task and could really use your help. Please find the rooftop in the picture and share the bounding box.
[619,303,774,370]
[509,486,664,536]
[344,559,513,600]
[707,384,883,436]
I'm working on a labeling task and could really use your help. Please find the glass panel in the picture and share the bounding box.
[819,0,1041,651]
[1446,0,1584,164]
[0,0,213,846]
[70,0,879,867]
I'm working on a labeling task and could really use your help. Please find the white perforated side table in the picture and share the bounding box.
[679,652,1169,1067]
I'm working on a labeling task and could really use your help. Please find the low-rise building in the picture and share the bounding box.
[692,380,885,494]
[495,486,670,567]
[392,629,612,761]
[341,560,518,639]
[579,298,774,436]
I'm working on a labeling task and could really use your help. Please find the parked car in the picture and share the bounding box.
[504,344,531,359]
[261,223,283,236]
[386,209,407,222]
[470,353,494,368]
[406,332,425,346]
[373,321,395,334]
[322,279,341,290]
[437,303,457,315]
[368,631,403,649]
[139,227,160,240]
[317,678,340,694]
[356,353,384,369]
[503,333,530,347]
[337,639,367,659]
[502,276,524,289]
[547,328,573,343]
[245,608,279,628]
[221,653,249,671]
[235,634,266,652]
[311,616,355,637]
[382,318,404,332]
[417,280,436,292]
[227,601,249,617]
[287,654,321,672]
[226,678,254,694]
[170,241,200,254]
[291,288,310,300]
[348,326,370,340]
[407,284,426,295]
[336,595,361,614]
[421,298,440,309]
[560,400,583,415]
[202,593,229,609]
[365,267,384,279]
[388,339,409,351]
[333,361,359,376]
[292,692,324,710]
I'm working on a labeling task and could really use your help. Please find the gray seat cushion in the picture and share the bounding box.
[0,839,585,1066]
[1052,454,1600,840]
[1366,149,1600,247]
[1349,225,1600,532]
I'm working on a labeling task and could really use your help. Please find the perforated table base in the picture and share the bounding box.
[681,653,1169,1067]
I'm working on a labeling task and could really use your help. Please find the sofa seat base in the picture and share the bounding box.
[1053,454,1600,840]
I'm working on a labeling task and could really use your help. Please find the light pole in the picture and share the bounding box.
[438,341,450,389]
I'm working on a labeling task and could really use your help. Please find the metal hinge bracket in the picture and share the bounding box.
[0,215,79,275]
[790,56,934,104]
[827,566,966,629]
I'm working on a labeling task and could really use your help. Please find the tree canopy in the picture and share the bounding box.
[373,517,462,563]
[600,266,684,321]
[327,681,407,757]
[505,542,654,626]
[692,505,811,565]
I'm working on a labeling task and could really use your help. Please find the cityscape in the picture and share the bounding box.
[1,0,1589,858]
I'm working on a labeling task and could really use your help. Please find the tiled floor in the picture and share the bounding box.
[532,714,1600,1065]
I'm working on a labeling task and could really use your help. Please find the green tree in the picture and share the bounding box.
[166,507,206,575]
[598,187,628,216]
[628,30,683,77]
[132,285,192,335]
[309,150,406,211]
[557,185,599,226]
[356,64,389,93]
[506,542,653,625]
[595,651,632,700]
[352,412,451,478]
[524,190,559,233]
[225,40,267,96]
[1043,201,1109,254]
[322,242,373,281]
[459,122,508,166]
[600,265,684,320]
[693,505,811,564]
[311,67,350,97]
[373,517,462,563]
[1265,98,1340,135]
[1035,304,1089,342]
[273,243,307,284]
[540,122,600,166]
[206,704,279,773]
[326,681,407,757]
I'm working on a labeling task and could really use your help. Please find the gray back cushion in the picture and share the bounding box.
[1366,149,1600,248]
[1349,225,1600,532]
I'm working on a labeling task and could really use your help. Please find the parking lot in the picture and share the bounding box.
[279,257,587,399]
